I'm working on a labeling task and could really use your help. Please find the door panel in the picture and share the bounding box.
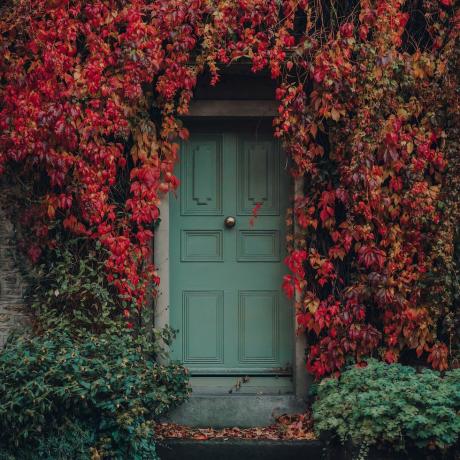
[238,290,280,364]
[181,230,224,262]
[237,229,280,262]
[237,138,279,215]
[181,135,223,216]
[170,129,292,376]
[182,290,224,365]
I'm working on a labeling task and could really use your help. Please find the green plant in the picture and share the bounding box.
[27,237,132,334]
[0,419,97,460]
[313,360,460,458]
[0,329,189,459]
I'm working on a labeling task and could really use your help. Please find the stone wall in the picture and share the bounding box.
[0,209,29,347]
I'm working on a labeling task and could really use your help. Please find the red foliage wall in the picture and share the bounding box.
[0,0,458,378]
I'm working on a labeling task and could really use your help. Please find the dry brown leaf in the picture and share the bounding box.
[155,412,316,441]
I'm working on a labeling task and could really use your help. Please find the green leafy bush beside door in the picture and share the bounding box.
[313,360,460,458]
[0,330,189,460]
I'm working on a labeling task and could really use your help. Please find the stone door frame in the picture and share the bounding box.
[153,100,309,400]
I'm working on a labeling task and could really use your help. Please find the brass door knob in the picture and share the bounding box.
[224,216,236,228]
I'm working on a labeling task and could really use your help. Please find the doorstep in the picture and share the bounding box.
[156,439,323,460]
[162,394,306,428]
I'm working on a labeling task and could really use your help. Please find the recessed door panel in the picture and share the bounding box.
[182,290,224,364]
[181,230,223,262]
[181,136,223,216]
[237,139,279,215]
[237,230,280,262]
[238,290,279,364]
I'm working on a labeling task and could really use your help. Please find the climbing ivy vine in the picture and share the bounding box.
[0,0,458,378]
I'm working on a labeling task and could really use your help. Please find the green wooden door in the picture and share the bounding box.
[170,127,292,376]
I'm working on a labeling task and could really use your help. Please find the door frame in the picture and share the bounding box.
[153,111,309,400]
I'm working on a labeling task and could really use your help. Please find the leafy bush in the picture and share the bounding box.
[0,329,189,459]
[27,237,132,334]
[313,360,460,458]
[0,419,97,460]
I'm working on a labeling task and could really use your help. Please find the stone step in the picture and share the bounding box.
[156,439,454,460]
[163,394,306,428]
[156,439,324,460]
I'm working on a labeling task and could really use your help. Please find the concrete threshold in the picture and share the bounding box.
[162,394,306,428]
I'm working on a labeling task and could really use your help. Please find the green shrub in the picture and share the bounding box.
[313,360,460,458]
[0,419,97,460]
[0,329,189,459]
[27,237,129,334]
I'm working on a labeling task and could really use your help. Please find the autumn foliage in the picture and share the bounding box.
[0,0,458,379]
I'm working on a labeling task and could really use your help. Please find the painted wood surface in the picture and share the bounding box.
[170,129,292,377]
